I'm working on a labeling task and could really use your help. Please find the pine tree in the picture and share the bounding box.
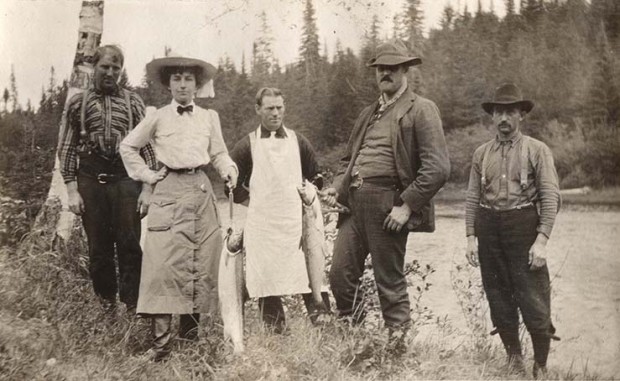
[2,88,8,113]
[399,0,425,55]
[251,11,276,86]
[359,15,381,105]
[506,0,515,15]
[586,22,620,128]
[9,65,20,112]
[299,0,321,81]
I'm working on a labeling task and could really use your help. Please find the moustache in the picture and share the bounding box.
[381,76,393,83]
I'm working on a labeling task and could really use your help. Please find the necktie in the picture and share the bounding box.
[177,105,193,115]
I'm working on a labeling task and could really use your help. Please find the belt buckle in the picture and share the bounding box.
[350,175,363,190]
[97,173,110,184]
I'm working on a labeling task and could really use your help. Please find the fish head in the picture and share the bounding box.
[297,180,318,206]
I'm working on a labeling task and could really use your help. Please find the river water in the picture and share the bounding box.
[409,204,620,379]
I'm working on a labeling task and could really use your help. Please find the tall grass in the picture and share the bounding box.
[0,201,604,380]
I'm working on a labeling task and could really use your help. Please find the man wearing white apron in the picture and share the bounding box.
[229,87,329,334]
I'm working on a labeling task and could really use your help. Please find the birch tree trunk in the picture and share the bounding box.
[33,1,104,246]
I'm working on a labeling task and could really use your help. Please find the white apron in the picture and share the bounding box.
[244,127,311,298]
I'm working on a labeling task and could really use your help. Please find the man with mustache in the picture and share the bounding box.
[228,87,330,334]
[321,39,450,354]
[465,83,561,378]
[59,45,156,315]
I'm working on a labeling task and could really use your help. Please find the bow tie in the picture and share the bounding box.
[177,105,193,115]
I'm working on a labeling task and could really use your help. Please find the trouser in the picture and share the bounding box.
[150,313,200,356]
[476,206,555,366]
[258,292,331,332]
[329,183,410,329]
[78,172,142,307]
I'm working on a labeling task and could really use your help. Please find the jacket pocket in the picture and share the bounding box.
[147,199,175,231]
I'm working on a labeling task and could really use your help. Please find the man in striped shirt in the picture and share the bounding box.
[58,45,157,315]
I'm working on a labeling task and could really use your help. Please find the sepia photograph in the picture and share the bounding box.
[0,0,618,379]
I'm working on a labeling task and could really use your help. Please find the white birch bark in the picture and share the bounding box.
[35,1,104,243]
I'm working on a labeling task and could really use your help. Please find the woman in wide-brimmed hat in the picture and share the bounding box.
[120,54,238,361]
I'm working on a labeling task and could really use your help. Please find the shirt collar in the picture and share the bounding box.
[493,130,523,150]
[171,99,196,115]
[378,79,408,111]
[171,99,196,109]
[260,125,287,138]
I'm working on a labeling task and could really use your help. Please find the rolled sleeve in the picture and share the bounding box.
[535,145,561,238]
[465,147,484,236]
[400,100,450,212]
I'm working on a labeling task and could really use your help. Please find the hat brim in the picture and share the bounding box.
[482,100,534,114]
[366,56,422,68]
[146,56,216,86]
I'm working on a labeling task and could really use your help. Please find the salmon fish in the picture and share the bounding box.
[218,231,244,353]
[297,180,328,310]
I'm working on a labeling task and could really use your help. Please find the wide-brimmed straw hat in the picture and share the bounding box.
[146,53,217,98]
[482,83,534,114]
[366,39,422,67]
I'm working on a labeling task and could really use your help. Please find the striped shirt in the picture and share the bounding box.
[58,88,156,183]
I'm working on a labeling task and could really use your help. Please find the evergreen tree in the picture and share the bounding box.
[359,15,381,105]
[251,11,276,86]
[505,0,516,15]
[586,23,620,128]
[2,88,8,113]
[299,0,321,80]
[399,0,425,55]
[325,45,361,146]
[9,65,20,112]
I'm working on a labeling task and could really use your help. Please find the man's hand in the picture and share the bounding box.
[466,235,479,267]
[66,181,85,215]
[383,203,411,232]
[137,183,153,218]
[318,187,338,207]
[223,166,238,190]
[529,234,548,270]
[147,167,168,185]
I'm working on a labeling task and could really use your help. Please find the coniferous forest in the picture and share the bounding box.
[1,0,619,241]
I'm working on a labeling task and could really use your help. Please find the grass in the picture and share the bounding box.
[0,198,606,380]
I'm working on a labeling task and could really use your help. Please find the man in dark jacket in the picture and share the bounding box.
[322,39,450,353]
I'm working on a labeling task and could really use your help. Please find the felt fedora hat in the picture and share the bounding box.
[482,83,534,114]
[366,39,422,67]
[146,53,216,87]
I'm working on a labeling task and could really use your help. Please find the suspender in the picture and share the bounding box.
[480,136,529,189]
[80,88,134,140]
[519,136,530,190]
[480,141,494,189]
[80,89,89,141]
[480,136,532,209]
[124,89,133,130]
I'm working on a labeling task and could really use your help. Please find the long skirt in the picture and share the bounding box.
[136,171,222,316]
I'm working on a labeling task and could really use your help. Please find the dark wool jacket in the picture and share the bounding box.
[333,88,450,232]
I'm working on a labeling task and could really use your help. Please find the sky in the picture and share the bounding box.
[0,0,507,109]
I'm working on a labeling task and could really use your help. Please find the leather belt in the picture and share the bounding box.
[479,202,534,211]
[350,174,400,190]
[78,170,127,184]
[168,167,201,174]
